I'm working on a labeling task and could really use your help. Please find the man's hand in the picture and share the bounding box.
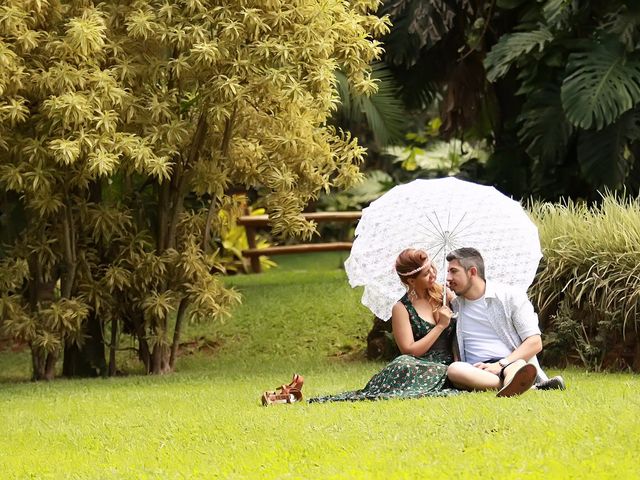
[445,287,456,304]
[473,361,502,376]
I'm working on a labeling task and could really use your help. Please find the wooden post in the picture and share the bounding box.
[243,208,262,273]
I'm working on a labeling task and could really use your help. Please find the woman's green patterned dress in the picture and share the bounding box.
[309,294,458,403]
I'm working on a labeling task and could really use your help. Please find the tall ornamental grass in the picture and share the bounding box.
[529,194,640,371]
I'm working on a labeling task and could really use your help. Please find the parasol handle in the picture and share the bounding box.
[441,244,458,319]
[442,248,447,308]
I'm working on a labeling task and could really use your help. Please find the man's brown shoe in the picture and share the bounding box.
[497,361,537,397]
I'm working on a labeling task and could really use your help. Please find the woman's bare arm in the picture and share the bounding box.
[391,302,451,357]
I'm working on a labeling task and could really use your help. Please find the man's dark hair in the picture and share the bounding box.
[446,247,485,280]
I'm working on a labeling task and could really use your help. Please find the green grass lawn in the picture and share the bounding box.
[1,253,639,479]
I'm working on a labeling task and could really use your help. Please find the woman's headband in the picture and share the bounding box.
[397,261,430,277]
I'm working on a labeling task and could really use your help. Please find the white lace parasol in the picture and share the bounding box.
[344,177,542,320]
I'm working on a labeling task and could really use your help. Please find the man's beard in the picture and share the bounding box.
[452,280,472,297]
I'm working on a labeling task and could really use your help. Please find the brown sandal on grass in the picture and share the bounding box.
[496,361,537,398]
[260,374,304,406]
[280,373,304,393]
[261,388,303,406]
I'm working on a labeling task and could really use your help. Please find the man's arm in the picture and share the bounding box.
[511,290,542,341]
[474,287,545,375]
[505,334,542,362]
[475,289,543,374]
[474,334,542,374]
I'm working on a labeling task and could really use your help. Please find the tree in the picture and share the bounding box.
[379,0,640,200]
[484,0,640,199]
[0,0,388,379]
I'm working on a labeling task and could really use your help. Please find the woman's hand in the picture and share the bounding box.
[445,287,456,304]
[434,305,453,329]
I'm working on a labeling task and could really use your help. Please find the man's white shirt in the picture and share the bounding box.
[458,295,512,364]
[451,281,548,381]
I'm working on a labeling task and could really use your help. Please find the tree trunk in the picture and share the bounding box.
[132,323,151,374]
[366,316,399,361]
[61,197,78,299]
[139,338,152,374]
[59,180,107,379]
[30,345,46,381]
[161,349,170,373]
[44,352,58,381]
[62,312,106,378]
[158,181,170,252]
[149,106,212,374]
[109,316,118,377]
[169,298,189,370]
[26,257,56,381]
[62,344,85,377]
[151,343,170,374]
[203,106,235,250]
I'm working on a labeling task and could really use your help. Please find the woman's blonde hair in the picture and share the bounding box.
[395,248,443,310]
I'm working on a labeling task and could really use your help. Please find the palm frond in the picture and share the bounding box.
[334,63,406,146]
[353,64,406,145]
[561,39,640,130]
[484,28,554,82]
[391,60,440,109]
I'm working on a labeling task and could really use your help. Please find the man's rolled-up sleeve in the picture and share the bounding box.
[511,290,541,341]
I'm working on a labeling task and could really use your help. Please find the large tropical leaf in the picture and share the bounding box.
[576,109,640,187]
[334,63,406,145]
[484,28,554,82]
[542,0,575,31]
[602,3,640,51]
[354,77,406,145]
[381,0,470,66]
[496,0,528,8]
[518,85,574,164]
[561,40,640,130]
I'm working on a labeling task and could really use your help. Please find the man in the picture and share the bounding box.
[445,247,565,397]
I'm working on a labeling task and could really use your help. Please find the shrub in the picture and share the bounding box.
[530,194,640,371]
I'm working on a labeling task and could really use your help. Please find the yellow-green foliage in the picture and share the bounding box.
[529,194,640,370]
[220,206,276,274]
[0,0,388,377]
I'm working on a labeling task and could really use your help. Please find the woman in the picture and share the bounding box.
[308,248,458,403]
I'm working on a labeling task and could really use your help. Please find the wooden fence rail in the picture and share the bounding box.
[238,211,362,273]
